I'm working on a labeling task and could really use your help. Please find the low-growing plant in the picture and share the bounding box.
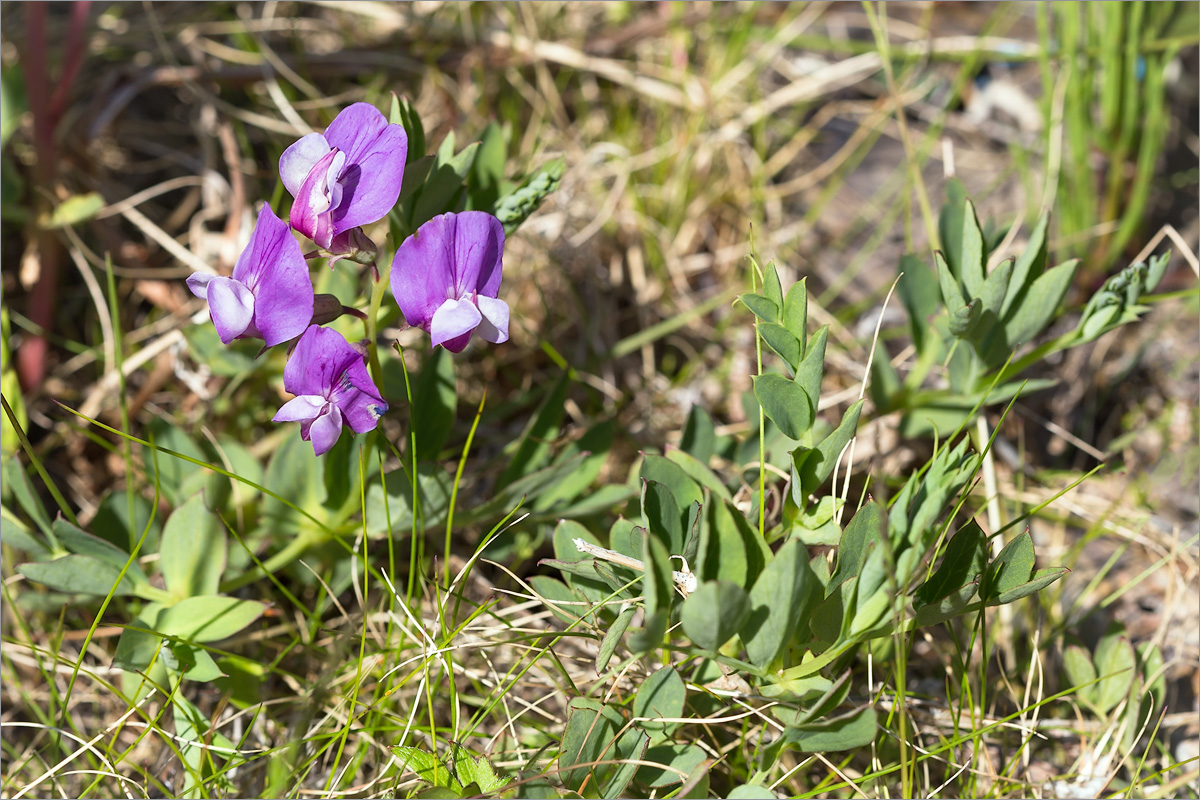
[871,179,1171,437]
[530,259,1071,797]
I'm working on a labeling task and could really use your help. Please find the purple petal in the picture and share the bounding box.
[232,205,315,346]
[186,272,214,299]
[390,212,505,331]
[206,276,255,344]
[279,133,331,197]
[390,215,458,330]
[321,104,408,233]
[273,394,326,423]
[331,358,388,434]
[307,404,344,456]
[474,295,510,344]
[283,325,368,399]
[430,298,482,350]
[289,149,342,249]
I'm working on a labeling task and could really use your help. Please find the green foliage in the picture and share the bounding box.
[877,180,1171,437]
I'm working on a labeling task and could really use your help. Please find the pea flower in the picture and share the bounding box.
[273,325,388,456]
[279,102,408,252]
[390,211,509,353]
[186,204,313,346]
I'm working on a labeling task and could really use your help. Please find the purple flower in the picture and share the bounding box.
[390,211,509,353]
[279,103,408,251]
[273,325,388,456]
[187,204,313,346]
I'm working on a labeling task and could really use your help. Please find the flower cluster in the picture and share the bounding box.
[188,103,510,455]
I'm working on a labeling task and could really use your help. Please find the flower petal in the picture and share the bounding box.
[390,214,459,330]
[279,132,331,197]
[273,394,326,423]
[289,149,342,249]
[320,104,408,234]
[206,276,255,344]
[452,211,506,298]
[283,325,367,399]
[307,404,344,456]
[430,297,482,350]
[474,295,510,344]
[186,272,214,299]
[232,205,315,346]
[331,358,388,434]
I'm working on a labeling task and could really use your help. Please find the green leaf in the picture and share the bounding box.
[935,251,966,309]
[1094,632,1136,714]
[0,65,25,148]
[978,257,1013,316]
[762,261,784,311]
[743,539,817,668]
[629,534,673,653]
[938,178,967,277]
[635,743,707,788]
[18,554,144,597]
[390,746,451,787]
[642,480,685,556]
[640,454,704,514]
[262,430,329,536]
[633,667,686,734]
[389,94,426,163]
[753,373,813,441]
[989,566,1069,606]
[498,373,567,488]
[728,786,777,799]
[52,517,148,583]
[914,521,987,610]
[155,596,268,643]
[1001,211,1050,318]
[534,419,614,511]
[409,139,480,230]
[4,457,54,543]
[40,192,104,229]
[679,406,717,465]
[1003,259,1079,347]
[828,502,883,595]
[983,531,1036,603]
[412,346,457,462]
[782,278,809,353]
[948,298,982,338]
[793,325,828,411]
[959,199,987,299]
[698,498,768,588]
[912,581,980,627]
[740,292,779,322]
[896,254,942,352]
[602,730,649,800]
[559,698,619,793]
[492,157,564,235]
[1063,644,1098,706]
[158,495,224,600]
[164,642,226,682]
[453,753,506,795]
[681,580,751,653]
[467,121,508,212]
[596,605,636,673]
[0,507,48,557]
[665,447,731,503]
[529,575,586,625]
[796,399,864,500]
[778,707,877,753]
[758,322,800,371]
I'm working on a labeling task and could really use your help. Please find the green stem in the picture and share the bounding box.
[365,260,392,389]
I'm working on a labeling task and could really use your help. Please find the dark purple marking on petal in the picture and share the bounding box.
[283,325,368,400]
[332,357,388,434]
